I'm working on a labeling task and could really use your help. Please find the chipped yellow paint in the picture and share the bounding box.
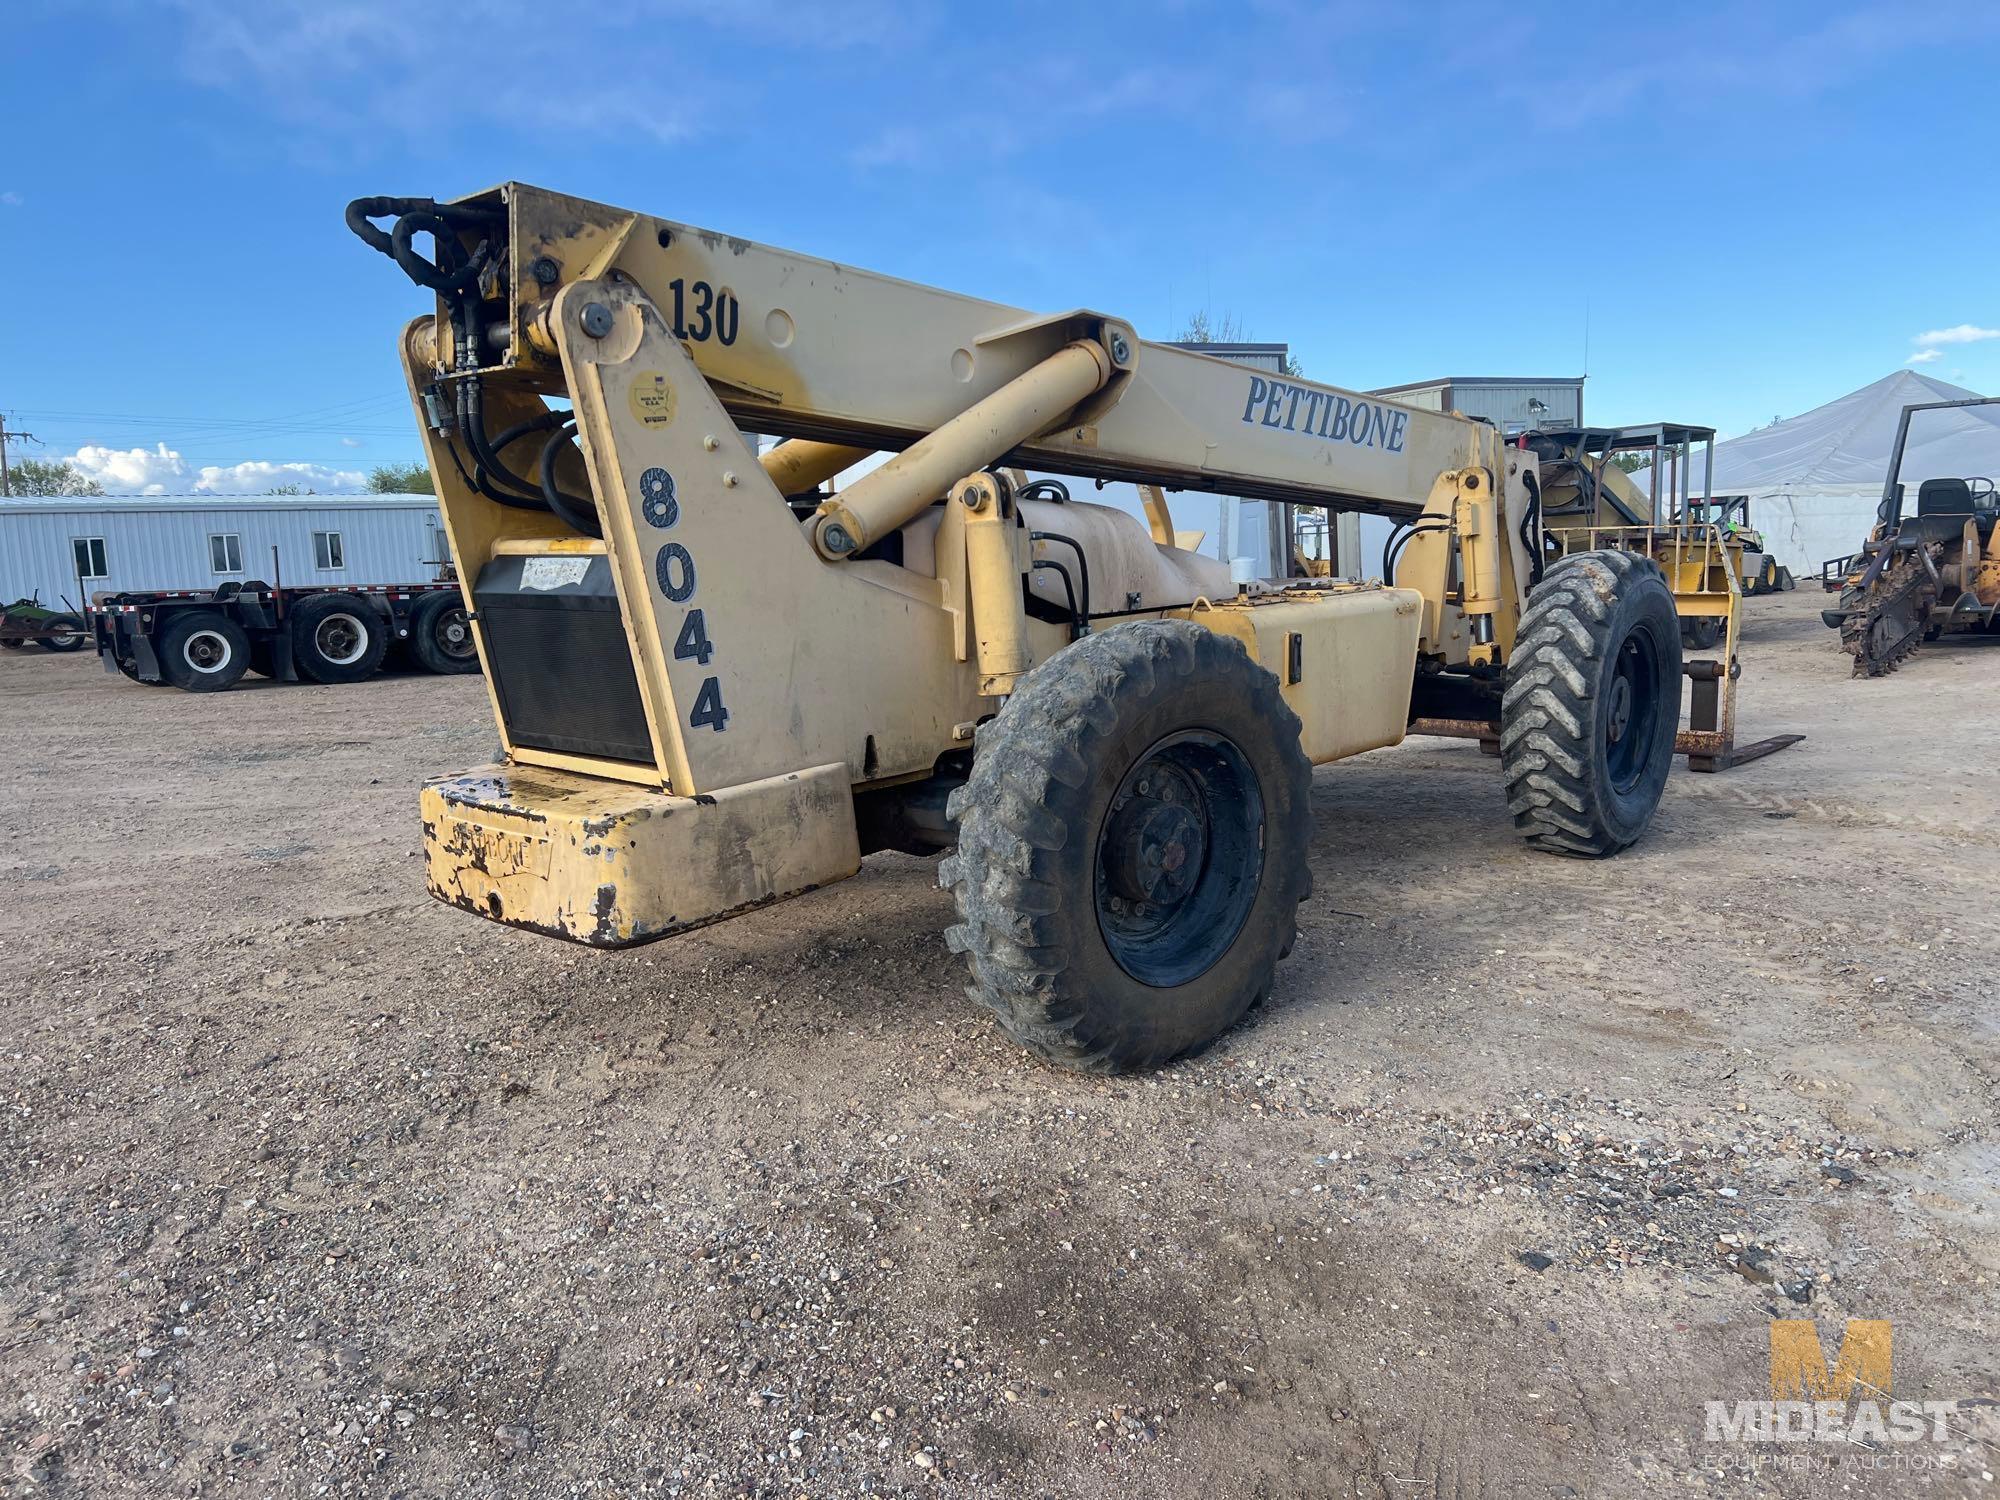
[421,761,859,946]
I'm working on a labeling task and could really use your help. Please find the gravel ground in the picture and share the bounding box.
[1,592,1996,1498]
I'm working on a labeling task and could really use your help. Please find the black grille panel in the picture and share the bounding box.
[473,554,652,764]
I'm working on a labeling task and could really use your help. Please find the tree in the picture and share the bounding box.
[368,462,435,495]
[265,484,315,495]
[1609,453,1649,475]
[5,458,104,496]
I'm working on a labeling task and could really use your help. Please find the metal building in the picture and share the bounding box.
[1366,375,1586,436]
[0,494,446,607]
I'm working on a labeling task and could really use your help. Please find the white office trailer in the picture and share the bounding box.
[0,494,446,608]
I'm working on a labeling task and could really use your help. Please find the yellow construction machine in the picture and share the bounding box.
[353,186,1720,1069]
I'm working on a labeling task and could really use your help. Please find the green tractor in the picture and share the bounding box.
[0,594,90,653]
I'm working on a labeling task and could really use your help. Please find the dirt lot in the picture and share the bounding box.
[1,592,1995,1498]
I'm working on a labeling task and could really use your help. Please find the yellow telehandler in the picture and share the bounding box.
[352,186,1700,1070]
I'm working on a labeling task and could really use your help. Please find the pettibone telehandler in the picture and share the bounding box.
[1822,396,2000,675]
[351,186,1696,1070]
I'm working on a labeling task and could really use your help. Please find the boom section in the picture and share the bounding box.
[433,183,1496,519]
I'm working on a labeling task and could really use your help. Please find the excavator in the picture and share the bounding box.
[1823,396,2000,675]
[351,185,1710,1070]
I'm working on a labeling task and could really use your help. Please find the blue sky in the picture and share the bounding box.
[3,0,1997,493]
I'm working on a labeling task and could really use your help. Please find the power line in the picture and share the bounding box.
[0,413,43,497]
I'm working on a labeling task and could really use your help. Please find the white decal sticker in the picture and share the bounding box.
[520,557,592,592]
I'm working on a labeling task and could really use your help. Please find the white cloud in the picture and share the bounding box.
[66,443,365,496]
[1915,324,2000,346]
[0,192,21,208]
[1907,348,1943,364]
[195,459,366,495]
[339,436,363,448]
[67,443,191,495]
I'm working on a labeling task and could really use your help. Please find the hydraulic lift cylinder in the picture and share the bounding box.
[760,440,873,497]
[811,339,1111,560]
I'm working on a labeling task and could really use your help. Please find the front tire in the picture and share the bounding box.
[1502,550,1681,857]
[941,620,1312,1072]
[159,611,250,693]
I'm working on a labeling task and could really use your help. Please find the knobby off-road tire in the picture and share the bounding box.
[1679,615,1721,652]
[940,619,1312,1072]
[1502,550,1681,857]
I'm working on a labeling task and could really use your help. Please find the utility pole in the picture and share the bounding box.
[0,415,40,497]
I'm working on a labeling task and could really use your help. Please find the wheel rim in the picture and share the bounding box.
[315,612,369,666]
[1094,730,1264,987]
[1605,630,1662,792]
[433,607,475,660]
[182,629,233,674]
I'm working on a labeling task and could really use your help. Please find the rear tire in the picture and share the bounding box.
[1679,615,1721,651]
[1502,550,1681,857]
[37,614,88,652]
[409,592,480,675]
[291,593,388,685]
[159,610,250,693]
[941,620,1313,1072]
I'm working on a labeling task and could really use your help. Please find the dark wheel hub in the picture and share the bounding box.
[436,608,474,657]
[1605,675,1632,743]
[1102,793,1205,908]
[1605,634,1662,792]
[1094,732,1264,988]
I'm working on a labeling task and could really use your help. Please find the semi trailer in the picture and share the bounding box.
[94,580,476,692]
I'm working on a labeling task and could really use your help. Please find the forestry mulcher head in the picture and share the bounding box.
[350,185,1687,1071]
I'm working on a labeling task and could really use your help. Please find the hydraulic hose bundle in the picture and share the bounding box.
[346,197,602,538]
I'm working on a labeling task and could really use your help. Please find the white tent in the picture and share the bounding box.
[1637,371,2000,579]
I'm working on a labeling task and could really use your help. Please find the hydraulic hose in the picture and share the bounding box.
[539,421,603,539]
[1030,530,1092,629]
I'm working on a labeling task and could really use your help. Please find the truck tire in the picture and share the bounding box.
[37,614,88,652]
[159,610,251,693]
[1502,550,1681,857]
[291,593,388,685]
[941,620,1313,1072]
[409,592,480,675]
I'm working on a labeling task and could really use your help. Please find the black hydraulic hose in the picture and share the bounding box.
[345,197,503,290]
[1386,518,1450,583]
[1029,530,1091,626]
[1031,559,1082,640]
[1017,478,1071,504]
[456,381,549,509]
[539,421,603,539]
[1520,468,1546,587]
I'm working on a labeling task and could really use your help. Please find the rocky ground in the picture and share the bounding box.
[1,591,1996,1498]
